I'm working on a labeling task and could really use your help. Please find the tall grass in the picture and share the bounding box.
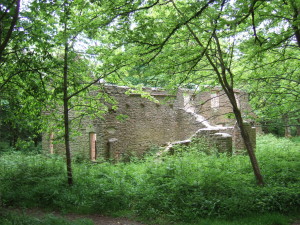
[0,210,93,225]
[0,134,299,224]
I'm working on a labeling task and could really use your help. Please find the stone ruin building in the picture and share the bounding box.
[42,84,256,161]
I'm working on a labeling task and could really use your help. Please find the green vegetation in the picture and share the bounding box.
[176,213,292,225]
[0,135,299,224]
[1,1,299,223]
[2,0,300,185]
[0,211,93,225]
[0,211,293,225]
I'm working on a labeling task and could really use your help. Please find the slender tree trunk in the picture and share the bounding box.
[185,20,265,185]
[229,93,264,186]
[283,114,292,138]
[212,33,264,186]
[184,17,264,185]
[296,119,300,136]
[261,121,269,134]
[63,41,73,186]
[63,2,73,185]
[212,28,264,186]
[289,0,300,48]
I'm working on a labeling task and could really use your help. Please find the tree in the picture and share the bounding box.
[0,0,20,58]
[27,0,111,185]
[241,50,300,137]
[236,0,300,137]
[0,0,55,149]
[3,0,298,186]
[24,0,162,185]
[114,0,300,184]
[0,82,42,148]
[106,0,264,185]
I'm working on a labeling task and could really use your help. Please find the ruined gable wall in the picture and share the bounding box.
[43,85,255,159]
[191,89,253,126]
[93,85,207,159]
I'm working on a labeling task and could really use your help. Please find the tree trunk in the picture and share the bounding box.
[227,90,264,186]
[63,43,73,186]
[183,17,265,186]
[212,32,265,186]
[0,0,21,58]
[290,0,300,48]
[63,5,73,185]
[297,119,300,136]
[283,114,292,138]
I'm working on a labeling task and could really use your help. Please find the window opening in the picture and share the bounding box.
[211,92,219,109]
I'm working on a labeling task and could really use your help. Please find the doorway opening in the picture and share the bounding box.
[89,132,97,161]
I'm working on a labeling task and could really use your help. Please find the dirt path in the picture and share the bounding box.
[51,212,146,225]
[55,213,146,225]
[9,208,146,225]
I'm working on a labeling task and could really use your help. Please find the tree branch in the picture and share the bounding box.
[0,0,20,58]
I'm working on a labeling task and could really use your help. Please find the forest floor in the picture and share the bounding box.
[9,208,146,225]
[7,208,300,225]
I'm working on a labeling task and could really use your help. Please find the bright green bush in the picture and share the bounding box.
[0,134,299,224]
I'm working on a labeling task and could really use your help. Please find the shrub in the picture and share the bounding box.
[0,210,94,225]
[0,135,299,223]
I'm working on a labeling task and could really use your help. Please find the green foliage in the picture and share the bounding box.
[0,142,14,153]
[173,137,219,156]
[291,136,300,143]
[175,213,291,225]
[0,211,93,225]
[0,88,42,148]
[0,153,66,208]
[0,141,41,155]
[0,135,299,224]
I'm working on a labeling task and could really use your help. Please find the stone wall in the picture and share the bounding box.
[43,85,255,160]
[233,122,256,153]
[93,86,208,159]
[190,88,252,126]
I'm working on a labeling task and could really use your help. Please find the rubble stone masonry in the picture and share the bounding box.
[42,85,256,160]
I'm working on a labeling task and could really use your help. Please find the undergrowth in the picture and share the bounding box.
[0,210,93,225]
[176,213,292,225]
[0,134,299,224]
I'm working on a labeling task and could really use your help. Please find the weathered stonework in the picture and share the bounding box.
[233,122,256,153]
[42,84,256,160]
